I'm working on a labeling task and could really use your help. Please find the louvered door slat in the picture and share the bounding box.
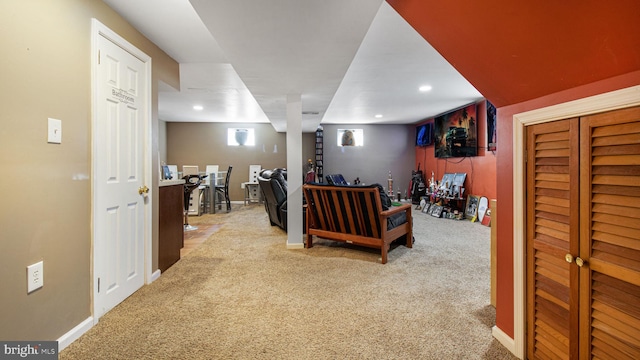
[536,218,571,233]
[593,203,640,218]
[592,329,640,359]
[593,231,640,252]
[580,106,640,358]
[592,144,640,156]
[528,119,579,359]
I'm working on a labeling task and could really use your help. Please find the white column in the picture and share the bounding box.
[286,94,304,248]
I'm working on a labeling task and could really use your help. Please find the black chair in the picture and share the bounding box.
[326,174,348,185]
[258,169,287,230]
[215,166,233,212]
[182,174,205,230]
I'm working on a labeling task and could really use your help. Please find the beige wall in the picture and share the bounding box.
[0,0,178,341]
[166,122,316,201]
[321,124,416,190]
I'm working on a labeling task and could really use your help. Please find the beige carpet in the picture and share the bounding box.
[61,204,516,359]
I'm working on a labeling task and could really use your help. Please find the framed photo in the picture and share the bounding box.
[434,103,478,158]
[452,173,466,188]
[162,165,172,180]
[431,205,443,218]
[465,195,480,221]
[440,173,455,192]
[422,202,431,214]
[487,100,497,151]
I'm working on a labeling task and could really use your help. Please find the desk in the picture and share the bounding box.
[242,182,261,205]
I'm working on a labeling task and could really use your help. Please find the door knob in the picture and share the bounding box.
[575,257,586,267]
[565,254,574,263]
[138,185,149,195]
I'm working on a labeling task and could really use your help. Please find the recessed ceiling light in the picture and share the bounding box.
[193,105,203,111]
[419,85,433,92]
[374,114,383,118]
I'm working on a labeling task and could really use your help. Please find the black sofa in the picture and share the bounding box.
[258,168,288,230]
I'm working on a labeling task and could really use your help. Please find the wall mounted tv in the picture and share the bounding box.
[433,103,478,158]
[415,123,433,146]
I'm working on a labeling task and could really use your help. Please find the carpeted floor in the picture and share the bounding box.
[60,203,516,359]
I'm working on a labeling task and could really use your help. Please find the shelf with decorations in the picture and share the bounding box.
[315,127,323,183]
[421,172,468,219]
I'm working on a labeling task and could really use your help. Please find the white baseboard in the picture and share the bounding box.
[57,316,93,351]
[492,325,520,359]
[286,242,304,249]
[150,269,161,283]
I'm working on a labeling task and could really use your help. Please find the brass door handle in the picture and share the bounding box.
[138,185,149,195]
[565,254,586,267]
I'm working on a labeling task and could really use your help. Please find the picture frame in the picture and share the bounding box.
[465,195,480,221]
[486,100,497,152]
[440,173,455,193]
[162,165,172,180]
[452,173,466,189]
[431,205,443,218]
[452,173,467,198]
[422,202,432,214]
[434,103,478,158]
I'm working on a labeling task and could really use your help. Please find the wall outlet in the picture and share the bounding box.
[27,261,44,293]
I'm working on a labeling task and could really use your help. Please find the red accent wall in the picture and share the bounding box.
[494,71,640,337]
[415,101,497,201]
[392,0,640,342]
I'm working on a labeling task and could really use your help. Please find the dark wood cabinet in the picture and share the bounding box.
[159,183,184,272]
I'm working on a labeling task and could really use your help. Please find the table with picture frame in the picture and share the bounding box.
[424,172,467,215]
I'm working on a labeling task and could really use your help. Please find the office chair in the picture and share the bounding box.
[215,166,233,212]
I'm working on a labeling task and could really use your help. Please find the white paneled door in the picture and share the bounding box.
[93,25,149,319]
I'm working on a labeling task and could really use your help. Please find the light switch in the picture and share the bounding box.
[48,118,62,144]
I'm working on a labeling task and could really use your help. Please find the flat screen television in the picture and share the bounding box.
[415,123,433,146]
[434,103,478,158]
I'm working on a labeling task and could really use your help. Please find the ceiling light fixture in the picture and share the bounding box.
[419,85,433,92]
[374,114,383,118]
[193,105,203,111]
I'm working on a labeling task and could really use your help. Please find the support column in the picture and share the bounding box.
[286,94,304,248]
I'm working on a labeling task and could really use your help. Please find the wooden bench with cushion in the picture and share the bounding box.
[303,183,412,264]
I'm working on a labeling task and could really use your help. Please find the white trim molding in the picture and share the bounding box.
[493,325,516,355]
[511,85,640,359]
[286,242,305,249]
[57,317,93,351]
[150,269,162,282]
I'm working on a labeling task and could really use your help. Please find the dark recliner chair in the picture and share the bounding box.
[258,168,288,230]
[325,174,348,185]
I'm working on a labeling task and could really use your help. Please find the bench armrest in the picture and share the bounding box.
[380,203,411,218]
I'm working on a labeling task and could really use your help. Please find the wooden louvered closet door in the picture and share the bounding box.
[526,105,640,359]
[527,118,580,360]
[579,107,640,359]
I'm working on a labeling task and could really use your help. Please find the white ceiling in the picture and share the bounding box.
[103,0,483,132]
